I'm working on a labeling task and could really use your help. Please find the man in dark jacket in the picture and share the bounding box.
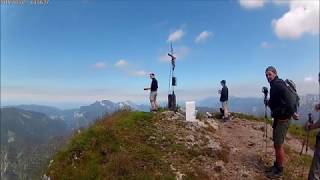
[265,66,299,178]
[144,73,158,111]
[219,80,229,120]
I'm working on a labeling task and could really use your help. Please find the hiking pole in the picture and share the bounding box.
[296,113,314,178]
[305,113,313,153]
[262,87,269,155]
[299,131,307,155]
[300,133,307,155]
[300,113,313,156]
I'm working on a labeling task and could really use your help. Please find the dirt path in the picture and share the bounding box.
[215,118,312,180]
[156,111,312,180]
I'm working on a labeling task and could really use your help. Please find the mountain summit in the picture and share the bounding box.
[44,110,314,179]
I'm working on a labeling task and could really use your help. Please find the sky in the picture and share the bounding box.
[1,0,319,108]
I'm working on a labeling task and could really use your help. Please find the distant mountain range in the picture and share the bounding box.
[1,108,69,179]
[12,100,149,130]
[197,96,265,116]
[1,100,149,179]
[5,95,319,129]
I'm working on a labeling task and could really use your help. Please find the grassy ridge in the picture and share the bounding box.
[46,111,175,179]
[46,110,316,179]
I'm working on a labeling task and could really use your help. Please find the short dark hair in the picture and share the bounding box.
[150,73,155,76]
[265,66,277,75]
[221,80,226,85]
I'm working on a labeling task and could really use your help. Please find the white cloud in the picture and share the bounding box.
[115,59,128,68]
[239,0,266,9]
[159,54,171,62]
[272,0,290,6]
[272,0,319,39]
[304,76,314,82]
[175,46,189,59]
[296,80,318,95]
[260,41,271,48]
[1,86,147,104]
[159,46,190,62]
[167,29,185,43]
[93,62,107,69]
[113,59,147,78]
[195,31,213,44]
[129,70,147,77]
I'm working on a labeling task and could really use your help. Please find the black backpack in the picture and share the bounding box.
[284,79,300,109]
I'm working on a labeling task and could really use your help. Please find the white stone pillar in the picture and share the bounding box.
[186,101,196,122]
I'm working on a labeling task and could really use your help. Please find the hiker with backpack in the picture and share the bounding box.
[219,80,229,120]
[264,66,299,178]
[144,73,158,112]
[306,72,320,180]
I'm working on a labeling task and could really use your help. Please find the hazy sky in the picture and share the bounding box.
[1,0,319,108]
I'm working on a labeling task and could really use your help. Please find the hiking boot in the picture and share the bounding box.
[265,162,277,173]
[266,165,283,179]
[223,116,230,121]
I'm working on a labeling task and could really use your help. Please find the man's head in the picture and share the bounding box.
[220,80,226,86]
[150,73,155,79]
[265,66,277,83]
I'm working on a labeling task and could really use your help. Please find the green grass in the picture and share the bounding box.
[288,123,317,148]
[196,111,206,120]
[46,111,175,180]
[283,144,313,180]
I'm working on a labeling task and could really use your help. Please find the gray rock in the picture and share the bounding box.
[240,170,250,177]
[186,135,195,142]
[248,142,255,147]
[207,139,222,151]
[148,136,156,141]
[205,119,219,130]
[214,160,225,173]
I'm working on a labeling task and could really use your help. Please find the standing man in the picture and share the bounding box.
[306,72,320,180]
[265,66,299,178]
[144,73,158,112]
[219,80,229,120]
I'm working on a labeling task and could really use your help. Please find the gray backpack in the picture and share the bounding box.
[284,79,300,108]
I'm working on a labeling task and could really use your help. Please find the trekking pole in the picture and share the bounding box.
[265,102,268,154]
[262,87,269,155]
[300,113,313,156]
[299,132,307,155]
[305,113,313,153]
